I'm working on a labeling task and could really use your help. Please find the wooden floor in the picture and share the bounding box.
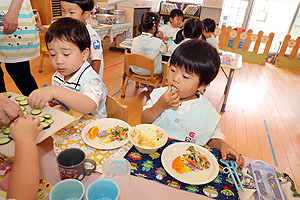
[2,49,300,192]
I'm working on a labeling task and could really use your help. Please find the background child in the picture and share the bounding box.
[141,39,244,167]
[203,18,219,49]
[130,12,167,77]
[7,115,43,199]
[28,17,107,118]
[168,18,205,54]
[159,9,184,41]
[37,0,104,78]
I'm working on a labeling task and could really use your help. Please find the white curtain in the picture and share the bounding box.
[151,0,161,12]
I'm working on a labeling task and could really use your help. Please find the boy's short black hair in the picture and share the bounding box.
[45,17,91,51]
[170,9,184,19]
[59,0,94,11]
[170,39,220,86]
[203,18,216,33]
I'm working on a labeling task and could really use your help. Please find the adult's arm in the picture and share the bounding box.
[3,0,24,34]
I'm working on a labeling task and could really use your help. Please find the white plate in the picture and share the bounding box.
[161,142,219,185]
[81,118,131,150]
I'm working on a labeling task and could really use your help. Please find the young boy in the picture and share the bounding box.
[141,39,244,167]
[38,0,104,77]
[159,9,183,41]
[203,18,219,49]
[28,17,107,118]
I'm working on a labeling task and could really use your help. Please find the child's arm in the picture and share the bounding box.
[208,138,244,168]
[91,60,101,74]
[141,86,180,123]
[28,86,97,114]
[36,23,48,34]
[7,115,43,200]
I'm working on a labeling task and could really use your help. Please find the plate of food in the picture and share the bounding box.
[81,118,131,150]
[161,142,219,185]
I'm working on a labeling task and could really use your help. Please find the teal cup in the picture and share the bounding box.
[86,179,119,200]
[49,179,85,200]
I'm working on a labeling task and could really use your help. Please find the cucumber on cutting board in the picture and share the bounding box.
[19,100,28,106]
[40,122,50,129]
[0,137,11,145]
[20,106,26,111]
[45,119,54,125]
[15,96,27,101]
[30,109,42,115]
[1,127,10,135]
[38,116,45,122]
[43,114,52,119]
[4,93,11,98]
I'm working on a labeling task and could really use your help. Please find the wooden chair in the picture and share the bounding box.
[105,95,128,122]
[121,53,167,98]
[38,33,49,73]
[161,61,169,87]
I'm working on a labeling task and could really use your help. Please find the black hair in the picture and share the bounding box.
[45,17,91,52]
[170,9,183,19]
[174,18,205,44]
[59,0,94,12]
[170,39,220,86]
[203,18,216,33]
[138,11,160,36]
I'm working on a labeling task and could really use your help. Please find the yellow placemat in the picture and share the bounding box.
[53,115,133,173]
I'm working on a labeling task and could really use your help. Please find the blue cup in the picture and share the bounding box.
[49,179,85,200]
[86,179,119,200]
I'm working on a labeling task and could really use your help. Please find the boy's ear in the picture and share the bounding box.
[83,11,91,20]
[197,84,208,92]
[82,48,90,61]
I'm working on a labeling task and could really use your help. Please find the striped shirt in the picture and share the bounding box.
[0,0,40,63]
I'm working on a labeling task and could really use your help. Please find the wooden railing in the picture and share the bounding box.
[275,35,300,70]
[214,25,274,65]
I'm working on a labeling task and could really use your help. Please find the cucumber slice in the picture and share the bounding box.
[19,100,28,106]
[4,93,11,98]
[20,106,26,111]
[45,119,54,125]
[43,114,52,119]
[40,122,50,129]
[30,109,42,115]
[15,96,27,101]
[1,127,10,135]
[38,116,45,122]
[23,111,29,115]
[8,134,12,140]
[0,137,11,145]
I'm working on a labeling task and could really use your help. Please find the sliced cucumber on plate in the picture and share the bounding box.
[40,122,50,129]
[43,114,52,119]
[30,109,42,115]
[0,137,11,145]
[1,127,10,135]
[15,96,27,101]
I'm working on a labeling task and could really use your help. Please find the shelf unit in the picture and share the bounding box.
[159,1,202,24]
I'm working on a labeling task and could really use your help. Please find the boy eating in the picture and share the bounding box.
[159,9,184,41]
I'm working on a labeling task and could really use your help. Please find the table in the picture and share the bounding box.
[93,23,132,43]
[220,52,242,112]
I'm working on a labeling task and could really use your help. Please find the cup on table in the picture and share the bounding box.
[102,156,131,195]
[86,179,119,200]
[57,148,97,181]
[49,179,85,200]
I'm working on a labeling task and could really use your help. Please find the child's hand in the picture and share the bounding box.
[220,142,245,168]
[158,86,180,109]
[10,115,43,143]
[36,23,47,34]
[28,87,56,109]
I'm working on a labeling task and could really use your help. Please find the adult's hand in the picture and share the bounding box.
[2,10,19,34]
[0,95,23,126]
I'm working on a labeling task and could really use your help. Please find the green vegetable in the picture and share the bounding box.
[45,119,54,125]
[1,127,10,135]
[0,137,11,145]
[23,111,29,115]
[43,114,52,119]
[38,116,45,122]
[40,122,50,129]
[171,86,177,91]
[20,106,26,111]
[30,109,42,115]
[19,100,28,106]
[15,96,27,101]
[4,94,11,98]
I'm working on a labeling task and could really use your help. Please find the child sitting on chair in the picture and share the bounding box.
[203,18,219,49]
[38,0,104,77]
[168,18,206,54]
[141,39,244,167]
[28,17,107,118]
[130,11,167,91]
[159,9,183,41]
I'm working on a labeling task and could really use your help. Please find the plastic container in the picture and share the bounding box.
[49,179,85,200]
[86,179,119,200]
[112,10,125,24]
